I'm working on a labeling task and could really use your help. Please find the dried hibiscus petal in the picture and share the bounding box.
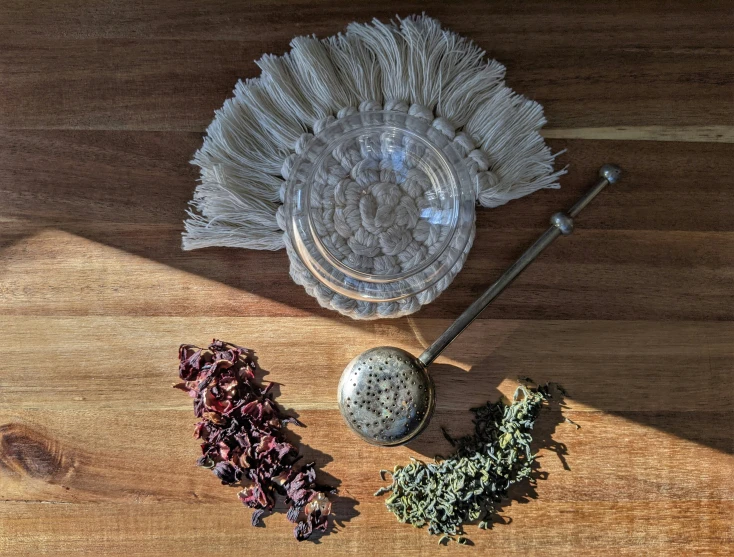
[175,339,335,541]
[213,461,241,485]
[251,508,266,527]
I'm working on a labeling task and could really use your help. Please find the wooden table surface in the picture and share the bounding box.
[1,1,733,555]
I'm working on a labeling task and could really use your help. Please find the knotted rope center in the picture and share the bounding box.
[310,132,449,277]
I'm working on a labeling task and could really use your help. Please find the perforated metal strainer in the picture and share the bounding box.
[338,164,623,446]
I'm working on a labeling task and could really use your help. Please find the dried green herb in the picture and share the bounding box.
[375,384,549,543]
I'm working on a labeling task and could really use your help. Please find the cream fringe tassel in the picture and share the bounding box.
[183,15,565,317]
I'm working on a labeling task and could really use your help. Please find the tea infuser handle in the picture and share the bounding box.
[418,164,622,367]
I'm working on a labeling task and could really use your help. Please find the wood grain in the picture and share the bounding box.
[0,1,732,132]
[0,410,732,555]
[1,317,732,414]
[1,1,733,555]
[2,132,733,320]
[2,501,731,556]
[543,126,734,143]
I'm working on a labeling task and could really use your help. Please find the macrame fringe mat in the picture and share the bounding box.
[183,14,566,319]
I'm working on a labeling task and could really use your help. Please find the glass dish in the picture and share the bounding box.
[285,111,475,303]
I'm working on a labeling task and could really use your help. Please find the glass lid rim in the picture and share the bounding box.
[304,121,461,282]
[285,110,476,301]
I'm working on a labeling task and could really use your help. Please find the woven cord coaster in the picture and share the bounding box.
[183,15,565,319]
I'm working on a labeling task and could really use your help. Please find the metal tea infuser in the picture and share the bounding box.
[338,164,623,446]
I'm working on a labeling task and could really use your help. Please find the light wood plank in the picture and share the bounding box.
[1,406,732,554]
[1,409,731,504]
[1,225,732,319]
[1,316,733,413]
[543,126,734,143]
[1,500,731,556]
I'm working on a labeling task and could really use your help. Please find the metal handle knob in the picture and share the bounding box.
[548,163,623,236]
[418,164,622,367]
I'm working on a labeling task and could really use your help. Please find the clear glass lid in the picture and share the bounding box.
[285,111,475,303]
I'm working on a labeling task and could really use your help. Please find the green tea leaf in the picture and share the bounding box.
[376,384,549,542]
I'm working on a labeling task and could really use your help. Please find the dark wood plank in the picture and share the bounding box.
[0,1,731,131]
[1,0,731,46]
[3,131,733,232]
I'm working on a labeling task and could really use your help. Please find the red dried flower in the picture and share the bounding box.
[175,339,335,540]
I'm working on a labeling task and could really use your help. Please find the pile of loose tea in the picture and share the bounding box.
[175,340,334,541]
[375,383,549,544]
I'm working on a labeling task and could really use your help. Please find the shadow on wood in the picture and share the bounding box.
[403,321,734,456]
